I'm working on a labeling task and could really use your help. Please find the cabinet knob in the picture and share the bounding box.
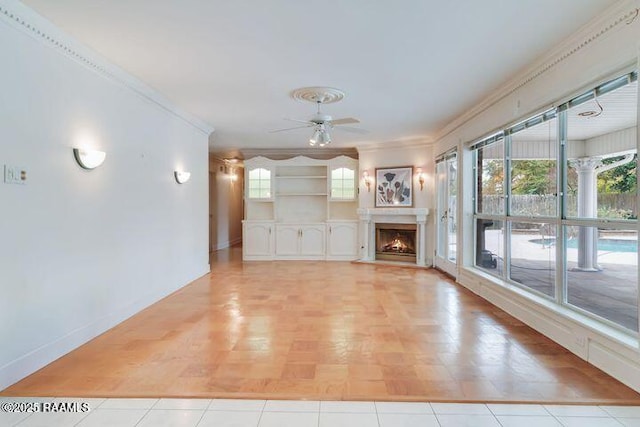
[329,226,332,234]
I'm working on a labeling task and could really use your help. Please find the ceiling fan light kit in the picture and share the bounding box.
[309,125,331,147]
[271,87,366,147]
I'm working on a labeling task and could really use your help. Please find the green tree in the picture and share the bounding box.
[597,155,637,194]
[511,160,555,195]
[481,160,504,194]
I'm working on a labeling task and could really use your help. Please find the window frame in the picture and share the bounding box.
[470,70,638,333]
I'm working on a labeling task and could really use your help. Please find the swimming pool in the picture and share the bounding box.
[529,238,638,253]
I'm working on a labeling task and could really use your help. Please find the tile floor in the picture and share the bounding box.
[2,397,640,426]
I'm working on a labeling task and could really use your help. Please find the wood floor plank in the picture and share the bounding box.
[2,246,640,403]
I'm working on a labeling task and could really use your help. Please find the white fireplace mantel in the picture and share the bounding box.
[357,208,430,266]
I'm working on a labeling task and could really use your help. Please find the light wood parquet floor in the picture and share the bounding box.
[3,247,640,404]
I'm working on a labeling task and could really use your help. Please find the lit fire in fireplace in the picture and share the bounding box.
[384,235,411,253]
[376,224,417,262]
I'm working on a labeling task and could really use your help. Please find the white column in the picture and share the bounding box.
[367,219,375,261]
[417,220,426,266]
[568,157,601,271]
[360,218,373,261]
[417,211,428,266]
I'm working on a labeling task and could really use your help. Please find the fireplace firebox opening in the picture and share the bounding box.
[375,223,417,263]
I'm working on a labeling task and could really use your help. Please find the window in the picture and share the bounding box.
[330,167,355,199]
[248,168,271,199]
[510,114,557,217]
[563,74,638,329]
[509,221,556,298]
[475,218,504,279]
[565,226,638,330]
[472,70,638,331]
[476,138,505,215]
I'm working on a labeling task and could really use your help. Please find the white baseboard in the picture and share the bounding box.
[0,266,210,391]
[211,236,242,252]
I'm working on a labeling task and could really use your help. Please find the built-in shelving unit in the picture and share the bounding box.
[243,155,359,260]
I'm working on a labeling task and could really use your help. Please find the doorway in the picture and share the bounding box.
[435,151,457,277]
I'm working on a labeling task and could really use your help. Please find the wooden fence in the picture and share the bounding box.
[479,194,637,219]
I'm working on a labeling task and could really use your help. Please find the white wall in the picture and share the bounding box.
[357,142,434,264]
[0,2,210,389]
[433,0,640,391]
[209,157,243,251]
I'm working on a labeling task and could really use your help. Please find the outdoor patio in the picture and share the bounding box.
[478,230,639,331]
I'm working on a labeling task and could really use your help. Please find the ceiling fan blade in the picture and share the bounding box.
[269,124,314,133]
[330,117,359,125]
[284,118,315,125]
[333,126,369,135]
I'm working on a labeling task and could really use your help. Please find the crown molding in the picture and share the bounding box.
[356,137,434,153]
[435,0,640,142]
[0,0,214,136]
[240,147,358,160]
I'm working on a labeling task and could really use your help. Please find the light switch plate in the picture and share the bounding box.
[4,165,27,185]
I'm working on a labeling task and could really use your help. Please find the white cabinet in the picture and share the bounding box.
[243,156,358,261]
[243,221,274,260]
[275,224,325,259]
[300,225,326,256]
[275,225,299,256]
[327,221,358,260]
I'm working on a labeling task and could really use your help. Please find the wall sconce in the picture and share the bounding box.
[174,170,191,184]
[362,170,371,192]
[228,167,238,182]
[73,148,106,170]
[223,158,241,182]
[416,167,425,191]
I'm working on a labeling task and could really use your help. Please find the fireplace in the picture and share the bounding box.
[358,208,429,266]
[375,223,417,263]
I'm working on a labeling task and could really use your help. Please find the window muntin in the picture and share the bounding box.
[331,167,355,199]
[248,168,271,199]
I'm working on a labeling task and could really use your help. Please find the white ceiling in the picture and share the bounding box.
[22,0,618,153]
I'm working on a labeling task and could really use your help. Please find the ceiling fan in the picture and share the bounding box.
[270,87,367,147]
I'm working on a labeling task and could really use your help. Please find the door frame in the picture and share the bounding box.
[435,150,458,278]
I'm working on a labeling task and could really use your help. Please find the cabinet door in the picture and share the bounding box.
[275,225,299,256]
[243,223,273,258]
[327,222,358,258]
[299,225,326,256]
